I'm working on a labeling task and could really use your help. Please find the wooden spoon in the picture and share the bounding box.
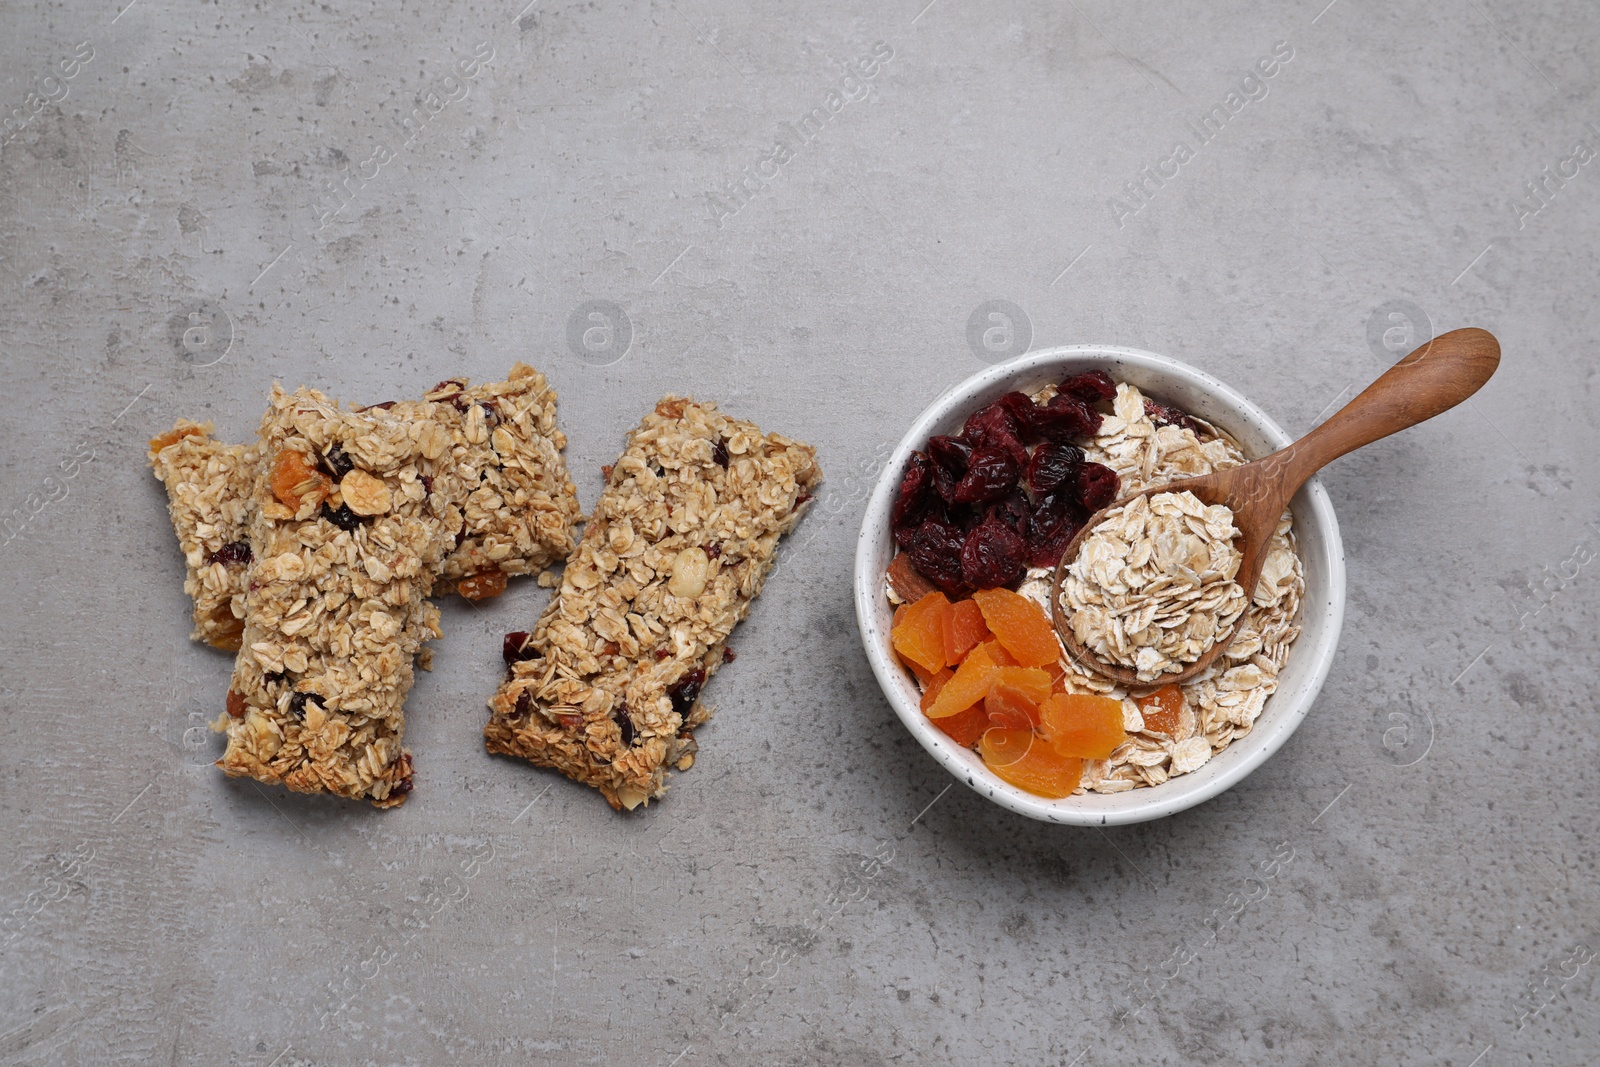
[1050,327,1501,688]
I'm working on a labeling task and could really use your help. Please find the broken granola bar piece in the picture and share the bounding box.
[485,396,821,811]
[148,364,582,649]
[218,385,464,808]
[419,365,582,592]
[147,422,261,650]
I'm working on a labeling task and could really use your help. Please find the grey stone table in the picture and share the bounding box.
[2,1,1596,1063]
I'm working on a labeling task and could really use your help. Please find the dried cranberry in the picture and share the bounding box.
[953,447,1020,505]
[994,392,1039,434]
[1074,462,1121,512]
[613,709,636,746]
[1026,441,1084,495]
[207,540,252,566]
[931,460,960,505]
[712,438,730,468]
[927,435,972,478]
[963,399,1028,467]
[451,395,473,413]
[393,775,414,795]
[367,400,398,410]
[513,690,532,718]
[286,691,320,719]
[480,400,499,425]
[903,517,969,596]
[892,452,938,536]
[1144,398,1204,436]
[454,519,467,548]
[1027,393,1102,441]
[668,669,706,718]
[986,488,1032,537]
[264,670,289,685]
[1026,492,1084,568]
[960,516,1026,589]
[655,648,670,660]
[722,646,736,663]
[502,631,534,665]
[1057,370,1117,404]
[319,444,354,481]
[420,474,434,494]
[321,502,362,532]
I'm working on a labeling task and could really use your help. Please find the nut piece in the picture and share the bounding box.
[667,546,710,599]
[339,469,392,516]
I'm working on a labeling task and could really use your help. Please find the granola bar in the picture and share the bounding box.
[218,386,464,807]
[147,422,261,650]
[485,397,821,810]
[148,365,581,650]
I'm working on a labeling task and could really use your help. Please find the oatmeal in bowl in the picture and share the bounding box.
[853,346,1344,825]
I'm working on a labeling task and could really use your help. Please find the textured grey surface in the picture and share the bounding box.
[1,1,1597,1064]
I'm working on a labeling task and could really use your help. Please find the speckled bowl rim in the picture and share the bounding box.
[853,345,1346,825]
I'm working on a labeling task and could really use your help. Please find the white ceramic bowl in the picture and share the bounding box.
[853,345,1346,825]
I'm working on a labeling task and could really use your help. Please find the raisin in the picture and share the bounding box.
[1026,441,1084,495]
[454,520,467,548]
[891,452,937,536]
[1057,370,1117,404]
[321,502,362,532]
[668,668,706,718]
[722,646,736,663]
[952,446,1020,505]
[1143,398,1204,436]
[1026,492,1084,569]
[1074,462,1121,512]
[286,691,320,719]
[420,474,434,495]
[206,540,253,566]
[513,690,532,718]
[903,517,969,597]
[613,710,636,746]
[705,542,723,560]
[1027,393,1102,442]
[502,631,534,665]
[961,516,1026,589]
[264,670,289,686]
[319,444,354,481]
[712,438,730,468]
[480,400,499,425]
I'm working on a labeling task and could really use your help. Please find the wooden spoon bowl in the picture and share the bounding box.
[1050,327,1502,688]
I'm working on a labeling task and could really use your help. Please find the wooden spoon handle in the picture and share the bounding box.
[1274,327,1501,495]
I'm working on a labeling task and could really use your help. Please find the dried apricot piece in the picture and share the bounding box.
[148,424,205,453]
[987,666,1053,707]
[458,569,509,601]
[981,638,1019,668]
[891,591,952,677]
[1137,684,1185,736]
[905,655,941,688]
[985,683,1041,731]
[925,641,1005,719]
[945,598,990,665]
[919,668,953,713]
[269,449,330,510]
[1041,692,1128,760]
[934,701,989,748]
[980,728,1084,798]
[972,587,1059,668]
